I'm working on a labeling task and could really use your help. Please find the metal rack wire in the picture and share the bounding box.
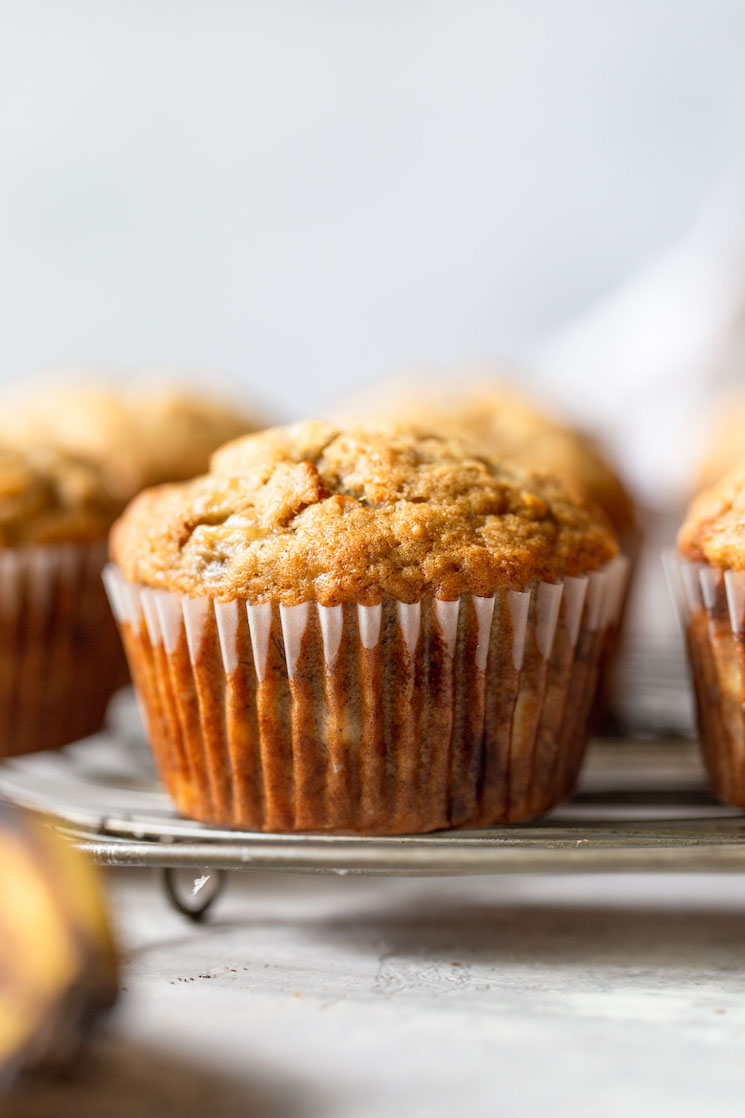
[0,720,743,917]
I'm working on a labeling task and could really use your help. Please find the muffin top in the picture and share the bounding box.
[0,444,122,547]
[0,383,262,504]
[504,427,635,537]
[110,420,618,605]
[330,379,635,539]
[678,460,745,569]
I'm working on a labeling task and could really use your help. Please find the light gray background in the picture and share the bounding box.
[0,0,744,417]
[3,11,745,1112]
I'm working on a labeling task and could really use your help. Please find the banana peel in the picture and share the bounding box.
[0,804,118,1085]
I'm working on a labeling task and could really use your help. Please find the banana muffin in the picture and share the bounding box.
[0,443,126,755]
[0,381,264,504]
[106,420,625,834]
[331,379,635,542]
[0,378,266,754]
[333,379,636,722]
[675,461,745,807]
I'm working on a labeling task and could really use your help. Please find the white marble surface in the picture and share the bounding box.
[10,867,745,1117]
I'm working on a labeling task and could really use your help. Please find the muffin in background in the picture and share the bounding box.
[106,420,626,835]
[332,376,636,724]
[0,380,266,504]
[0,376,266,757]
[0,442,125,755]
[328,376,636,545]
[675,461,745,807]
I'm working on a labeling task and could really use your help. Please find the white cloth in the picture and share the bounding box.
[532,170,745,503]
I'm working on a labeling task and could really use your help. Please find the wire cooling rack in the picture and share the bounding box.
[0,724,744,917]
[0,642,740,919]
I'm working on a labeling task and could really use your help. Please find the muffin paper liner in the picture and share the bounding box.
[104,555,629,834]
[667,552,745,805]
[0,543,128,757]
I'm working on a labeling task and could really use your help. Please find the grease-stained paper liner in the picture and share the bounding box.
[667,553,745,806]
[105,556,628,834]
[0,543,128,757]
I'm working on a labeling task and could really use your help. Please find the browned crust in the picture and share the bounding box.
[330,380,636,539]
[110,421,617,606]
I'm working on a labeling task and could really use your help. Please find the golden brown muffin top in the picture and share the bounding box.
[0,383,262,504]
[505,428,635,536]
[0,443,122,547]
[678,460,745,569]
[110,420,618,605]
[331,379,635,539]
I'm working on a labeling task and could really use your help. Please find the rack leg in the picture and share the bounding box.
[161,867,226,921]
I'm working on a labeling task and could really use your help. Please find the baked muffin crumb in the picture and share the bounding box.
[111,421,618,604]
[330,379,635,538]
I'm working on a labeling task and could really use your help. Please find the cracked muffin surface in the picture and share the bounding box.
[110,420,618,605]
[332,380,635,539]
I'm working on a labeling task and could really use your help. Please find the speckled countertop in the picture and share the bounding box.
[7,867,745,1118]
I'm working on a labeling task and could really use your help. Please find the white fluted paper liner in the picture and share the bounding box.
[104,554,628,834]
[668,552,745,806]
[105,557,629,682]
[0,542,127,756]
